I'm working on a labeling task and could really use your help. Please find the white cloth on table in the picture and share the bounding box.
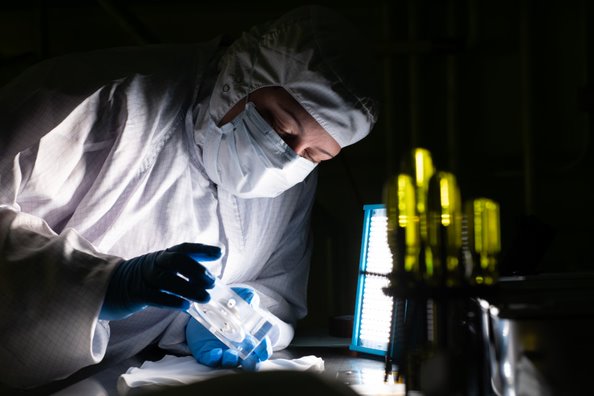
[117,354,324,395]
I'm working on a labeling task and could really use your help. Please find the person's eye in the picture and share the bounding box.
[273,122,295,142]
[275,128,289,137]
[273,120,292,136]
[302,149,318,163]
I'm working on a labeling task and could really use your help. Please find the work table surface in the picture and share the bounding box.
[19,336,404,395]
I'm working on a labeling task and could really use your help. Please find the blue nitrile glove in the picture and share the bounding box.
[100,243,221,320]
[186,287,273,370]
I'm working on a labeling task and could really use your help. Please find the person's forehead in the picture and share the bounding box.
[251,87,321,131]
[251,86,299,109]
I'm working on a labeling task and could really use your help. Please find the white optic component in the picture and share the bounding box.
[186,279,273,359]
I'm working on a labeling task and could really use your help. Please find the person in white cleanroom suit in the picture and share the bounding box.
[0,5,378,389]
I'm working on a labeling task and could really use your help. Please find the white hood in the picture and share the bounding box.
[207,5,379,148]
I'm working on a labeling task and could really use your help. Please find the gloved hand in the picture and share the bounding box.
[100,243,221,320]
[186,287,273,370]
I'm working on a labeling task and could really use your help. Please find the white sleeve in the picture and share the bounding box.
[0,49,130,389]
[0,206,121,389]
[0,42,224,388]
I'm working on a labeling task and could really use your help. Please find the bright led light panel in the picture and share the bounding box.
[350,204,395,356]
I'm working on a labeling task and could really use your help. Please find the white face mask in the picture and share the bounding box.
[203,102,317,198]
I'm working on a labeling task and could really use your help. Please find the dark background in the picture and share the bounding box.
[1,0,592,334]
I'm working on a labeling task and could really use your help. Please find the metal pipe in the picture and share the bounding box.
[520,0,533,215]
[446,0,458,174]
[382,0,396,176]
[408,0,420,148]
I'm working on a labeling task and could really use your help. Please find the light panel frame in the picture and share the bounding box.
[350,204,395,357]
